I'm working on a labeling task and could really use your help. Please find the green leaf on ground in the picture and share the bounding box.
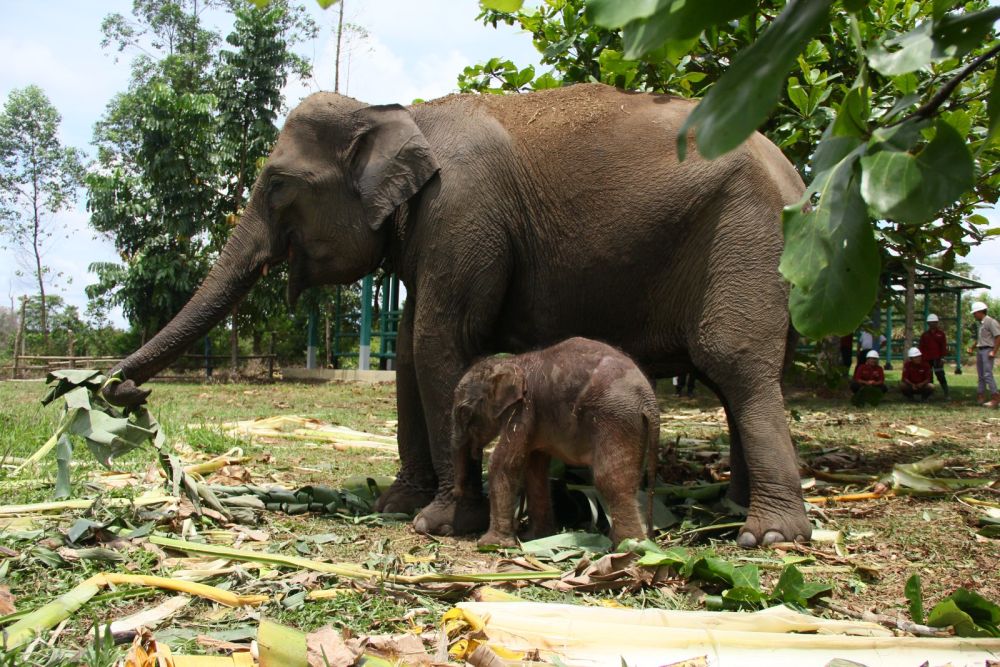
[678,0,833,160]
[927,589,1000,637]
[519,532,613,561]
[906,574,925,625]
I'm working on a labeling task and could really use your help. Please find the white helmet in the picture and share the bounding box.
[908,346,922,358]
[866,350,880,360]
[926,313,939,323]
[972,301,988,314]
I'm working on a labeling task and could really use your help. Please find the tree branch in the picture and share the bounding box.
[901,42,1000,125]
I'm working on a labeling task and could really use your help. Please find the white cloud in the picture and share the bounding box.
[9,0,1000,330]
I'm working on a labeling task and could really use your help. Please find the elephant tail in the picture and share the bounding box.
[782,323,800,389]
[642,403,660,537]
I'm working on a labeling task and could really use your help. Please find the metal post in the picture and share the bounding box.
[307,306,318,369]
[378,274,390,370]
[884,303,894,370]
[267,331,275,380]
[333,287,342,369]
[923,283,931,324]
[204,336,213,378]
[360,275,373,370]
[955,289,963,374]
[388,275,399,370]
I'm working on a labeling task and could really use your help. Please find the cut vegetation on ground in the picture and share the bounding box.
[0,372,998,665]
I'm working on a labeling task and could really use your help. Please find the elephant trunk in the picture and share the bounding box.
[103,215,274,407]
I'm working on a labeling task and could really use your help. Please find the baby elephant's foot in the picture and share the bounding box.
[477,530,518,549]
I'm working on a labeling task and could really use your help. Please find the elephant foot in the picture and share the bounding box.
[477,530,518,549]
[737,502,812,548]
[374,477,435,515]
[412,491,489,536]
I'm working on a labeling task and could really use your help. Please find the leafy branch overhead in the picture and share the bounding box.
[472,0,1000,339]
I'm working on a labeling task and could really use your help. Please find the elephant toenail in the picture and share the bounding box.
[737,532,758,548]
[762,530,785,545]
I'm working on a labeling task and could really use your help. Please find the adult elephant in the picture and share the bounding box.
[103,83,810,547]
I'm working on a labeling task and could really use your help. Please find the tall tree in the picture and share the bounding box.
[88,0,315,360]
[470,0,1000,343]
[88,0,221,341]
[0,86,84,350]
[214,0,314,367]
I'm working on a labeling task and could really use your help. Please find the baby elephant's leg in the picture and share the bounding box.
[592,427,645,546]
[478,443,527,548]
[522,451,555,540]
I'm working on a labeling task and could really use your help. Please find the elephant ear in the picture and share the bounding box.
[488,362,526,420]
[349,104,440,231]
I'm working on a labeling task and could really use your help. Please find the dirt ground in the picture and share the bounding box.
[0,370,998,660]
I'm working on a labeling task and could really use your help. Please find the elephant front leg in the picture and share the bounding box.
[478,439,528,548]
[375,303,437,514]
[719,380,811,547]
[410,342,490,537]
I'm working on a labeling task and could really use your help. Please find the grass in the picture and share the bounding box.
[0,370,998,662]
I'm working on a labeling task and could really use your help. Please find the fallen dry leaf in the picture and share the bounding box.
[306,626,363,667]
[365,633,432,665]
[0,585,15,615]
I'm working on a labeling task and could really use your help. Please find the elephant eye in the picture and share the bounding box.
[268,177,296,209]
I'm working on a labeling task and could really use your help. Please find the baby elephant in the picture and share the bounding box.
[451,337,660,547]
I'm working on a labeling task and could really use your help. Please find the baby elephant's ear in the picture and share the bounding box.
[488,363,526,420]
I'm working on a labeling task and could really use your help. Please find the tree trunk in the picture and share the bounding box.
[903,262,916,354]
[31,167,48,352]
[334,0,345,93]
[231,307,239,377]
[12,297,26,379]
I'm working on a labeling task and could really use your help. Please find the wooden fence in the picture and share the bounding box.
[4,353,277,381]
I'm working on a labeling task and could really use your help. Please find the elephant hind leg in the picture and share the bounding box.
[690,330,809,546]
[592,429,646,546]
[522,451,555,540]
[705,366,809,547]
[695,375,750,508]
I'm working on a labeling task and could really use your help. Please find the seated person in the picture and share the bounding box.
[900,346,934,400]
[851,350,887,394]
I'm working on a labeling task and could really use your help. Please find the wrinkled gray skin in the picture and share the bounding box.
[102,83,810,547]
[452,338,659,548]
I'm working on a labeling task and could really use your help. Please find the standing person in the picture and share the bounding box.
[971,301,1000,407]
[840,335,854,374]
[919,314,949,399]
[856,328,886,369]
[851,350,887,395]
[675,372,696,398]
[900,347,934,401]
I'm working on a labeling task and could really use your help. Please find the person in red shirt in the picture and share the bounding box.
[900,346,934,401]
[851,350,887,395]
[918,313,949,399]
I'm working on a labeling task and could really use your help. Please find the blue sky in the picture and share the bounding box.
[2,1,1000,326]
[0,0,541,323]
